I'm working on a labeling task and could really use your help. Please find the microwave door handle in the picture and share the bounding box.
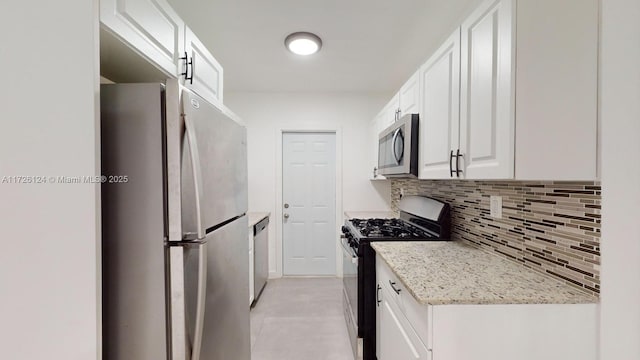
[392,128,402,165]
[191,242,208,360]
[183,114,206,240]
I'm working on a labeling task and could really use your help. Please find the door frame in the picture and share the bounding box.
[275,127,343,278]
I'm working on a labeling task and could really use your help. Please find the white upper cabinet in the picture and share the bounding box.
[418,29,461,179]
[100,0,228,108]
[513,0,598,180]
[383,93,401,128]
[398,71,420,118]
[184,27,224,106]
[414,0,598,181]
[100,0,185,77]
[459,0,515,180]
[379,71,420,127]
[369,74,419,179]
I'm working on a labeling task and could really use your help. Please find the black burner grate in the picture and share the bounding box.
[349,218,433,239]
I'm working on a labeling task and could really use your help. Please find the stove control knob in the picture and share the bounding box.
[341,225,349,234]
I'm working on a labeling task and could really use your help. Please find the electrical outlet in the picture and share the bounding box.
[490,196,503,219]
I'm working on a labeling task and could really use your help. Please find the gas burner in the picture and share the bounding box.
[349,218,433,240]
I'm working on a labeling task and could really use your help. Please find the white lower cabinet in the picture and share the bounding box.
[430,304,597,360]
[377,285,430,360]
[375,254,597,360]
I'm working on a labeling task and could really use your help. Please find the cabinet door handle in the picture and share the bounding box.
[180,51,188,77]
[376,284,382,306]
[455,149,462,177]
[449,150,455,177]
[186,57,194,84]
[389,280,401,295]
[181,52,194,84]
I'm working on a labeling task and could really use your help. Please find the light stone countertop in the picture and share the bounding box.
[371,241,598,305]
[247,212,270,228]
[344,211,396,220]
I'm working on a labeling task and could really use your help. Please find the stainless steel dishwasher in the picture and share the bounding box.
[252,216,269,305]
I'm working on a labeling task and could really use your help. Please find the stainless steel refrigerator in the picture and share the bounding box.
[101,79,250,360]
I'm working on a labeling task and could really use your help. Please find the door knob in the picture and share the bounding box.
[284,213,290,219]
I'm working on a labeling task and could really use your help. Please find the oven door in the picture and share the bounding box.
[378,114,419,177]
[341,236,359,357]
[342,237,358,321]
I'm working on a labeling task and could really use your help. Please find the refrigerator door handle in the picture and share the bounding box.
[184,113,206,240]
[191,242,208,360]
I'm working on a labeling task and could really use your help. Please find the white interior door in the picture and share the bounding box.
[282,132,336,276]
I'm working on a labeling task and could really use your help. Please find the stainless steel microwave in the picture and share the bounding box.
[377,114,419,178]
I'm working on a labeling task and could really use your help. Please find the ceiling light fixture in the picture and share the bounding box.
[285,32,322,56]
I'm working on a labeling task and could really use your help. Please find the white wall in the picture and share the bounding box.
[0,1,101,360]
[226,92,391,276]
[600,0,640,359]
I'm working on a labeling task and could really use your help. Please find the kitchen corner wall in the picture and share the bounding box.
[0,0,100,358]
[391,180,601,296]
[226,92,392,276]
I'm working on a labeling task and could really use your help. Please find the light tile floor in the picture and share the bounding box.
[250,277,355,360]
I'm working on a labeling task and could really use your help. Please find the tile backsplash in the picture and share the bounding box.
[391,180,601,297]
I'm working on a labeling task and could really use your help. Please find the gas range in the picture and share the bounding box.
[343,217,437,242]
[340,196,451,360]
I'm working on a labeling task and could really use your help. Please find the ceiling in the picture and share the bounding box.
[167,0,483,93]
